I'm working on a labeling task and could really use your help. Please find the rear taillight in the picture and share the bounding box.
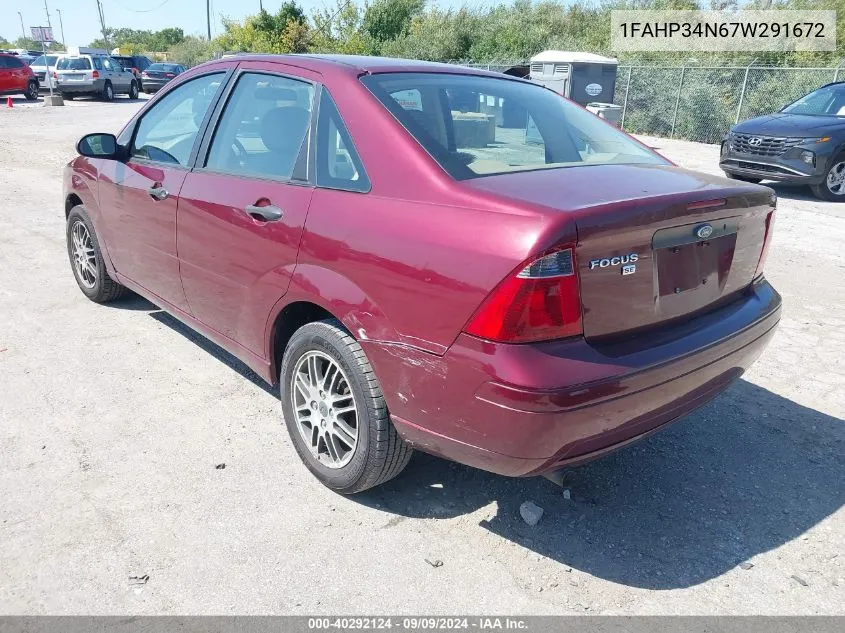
[464,246,583,343]
[165,72,175,77]
[755,208,776,278]
[52,71,57,78]
[141,71,149,77]
[92,70,100,78]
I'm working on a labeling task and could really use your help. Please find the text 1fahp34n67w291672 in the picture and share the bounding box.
[64,54,780,493]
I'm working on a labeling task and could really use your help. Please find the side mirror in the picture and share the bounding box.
[77,133,123,159]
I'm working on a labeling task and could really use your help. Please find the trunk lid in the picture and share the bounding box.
[465,163,775,339]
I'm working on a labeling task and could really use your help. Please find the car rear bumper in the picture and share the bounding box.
[58,80,103,94]
[365,278,781,477]
[141,79,169,91]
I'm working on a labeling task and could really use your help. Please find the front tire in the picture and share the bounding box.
[280,319,412,494]
[66,206,128,303]
[24,80,38,101]
[811,153,845,201]
[101,81,114,102]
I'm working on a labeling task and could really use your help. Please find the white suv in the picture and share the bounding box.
[29,53,62,91]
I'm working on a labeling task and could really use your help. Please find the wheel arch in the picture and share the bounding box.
[265,264,403,385]
[65,193,84,218]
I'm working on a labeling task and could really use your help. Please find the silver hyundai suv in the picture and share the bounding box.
[55,54,139,101]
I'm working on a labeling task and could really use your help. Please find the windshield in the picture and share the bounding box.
[57,57,91,70]
[782,84,845,116]
[361,72,665,179]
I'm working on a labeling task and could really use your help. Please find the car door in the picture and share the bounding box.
[4,56,28,92]
[96,69,232,312]
[104,57,129,92]
[177,64,318,355]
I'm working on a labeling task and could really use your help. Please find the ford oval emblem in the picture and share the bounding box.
[695,224,714,239]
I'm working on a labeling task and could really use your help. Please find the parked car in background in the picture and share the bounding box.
[64,54,780,493]
[139,62,186,92]
[0,53,39,100]
[30,53,63,91]
[721,81,845,201]
[112,54,152,89]
[55,54,139,101]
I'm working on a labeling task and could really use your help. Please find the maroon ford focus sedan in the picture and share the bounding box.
[64,55,781,493]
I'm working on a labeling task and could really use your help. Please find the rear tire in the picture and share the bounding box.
[66,206,128,303]
[101,81,114,102]
[280,319,412,494]
[725,172,762,184]
[811,153,845,201]
[62,93,74,100]
[24,80,38,101]
[128,80,138,99]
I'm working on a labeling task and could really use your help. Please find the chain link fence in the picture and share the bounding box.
[615,64,843,144]
[451,59,844,145]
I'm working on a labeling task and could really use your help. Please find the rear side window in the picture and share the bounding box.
[205,72,314,181]
[58,57,92,70]
[4,56,24,68]
[0,57,9,69]
[131,73,224,166]
[316,90,370,193]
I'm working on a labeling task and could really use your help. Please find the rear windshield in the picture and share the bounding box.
[782,83,845,116]
[361,72,665,180]
[32,55,59,66]
[57,57,92,70]
[148,63,180,72]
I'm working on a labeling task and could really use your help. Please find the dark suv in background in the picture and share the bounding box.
[112,54,152,90]
[721,82,845,201]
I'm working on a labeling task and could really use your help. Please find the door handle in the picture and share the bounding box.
[245,203,283,222]
[148,185,168,201]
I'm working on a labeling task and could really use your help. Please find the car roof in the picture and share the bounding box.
[201,53,519,80]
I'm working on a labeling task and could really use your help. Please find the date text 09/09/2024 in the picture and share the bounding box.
[308,617,529,630]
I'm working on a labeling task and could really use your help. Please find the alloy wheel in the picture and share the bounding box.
[70,220,97,289]
[827,162,845,195]
[290,350,359,469]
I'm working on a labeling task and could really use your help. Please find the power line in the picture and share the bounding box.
[107,0,174,13]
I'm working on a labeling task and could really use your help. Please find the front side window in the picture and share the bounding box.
[131,73,224,166]
[58,57,91,70]
[362,72,666,179]
[316,90,369,192]
[205,72,314,181]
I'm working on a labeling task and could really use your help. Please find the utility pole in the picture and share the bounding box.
[56,8,66,46]
[260,1,264,11]
[96,0,109,47]
[43,1,52,29]
[17,11,25,40]
[206,0,212,40]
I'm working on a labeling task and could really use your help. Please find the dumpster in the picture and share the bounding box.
[586,102,623,126]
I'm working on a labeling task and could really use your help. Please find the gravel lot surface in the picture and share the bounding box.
[0,96,842,615]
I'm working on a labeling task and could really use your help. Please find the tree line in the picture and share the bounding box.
[3,0,844,68]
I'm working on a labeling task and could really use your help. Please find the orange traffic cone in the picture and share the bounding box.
[6,97,12,108]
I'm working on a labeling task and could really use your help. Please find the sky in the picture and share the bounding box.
[0,0,473,48]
